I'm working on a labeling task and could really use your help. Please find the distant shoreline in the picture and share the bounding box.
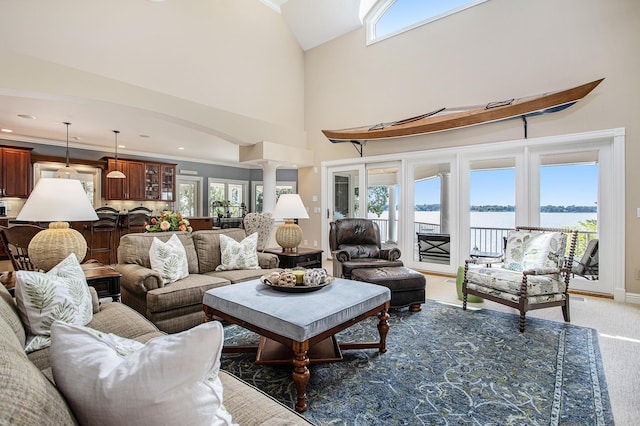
[414,204,597,213]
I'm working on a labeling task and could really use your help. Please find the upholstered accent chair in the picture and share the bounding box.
[462,226,578,332]
[329,218,403,279]
[243,212,274,252]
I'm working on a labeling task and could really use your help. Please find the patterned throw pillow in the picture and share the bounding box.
[503,230,565,272]
[15,254,93,353]
[50,321,235,426]
[149,234,189,284]
[215,233,260,271]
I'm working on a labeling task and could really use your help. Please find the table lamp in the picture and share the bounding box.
[17,178,98,271]
[272,194,309,252]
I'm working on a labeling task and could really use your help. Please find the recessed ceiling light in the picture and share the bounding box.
[1,128,13,133]
[17,114,36,119]
[178,147,185,150]
[118,145,126,149]
[139,134,150,138]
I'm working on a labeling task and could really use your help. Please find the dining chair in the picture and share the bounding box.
[0,224,46,271]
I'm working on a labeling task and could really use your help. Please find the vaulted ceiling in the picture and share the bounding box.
[0,0,376,168]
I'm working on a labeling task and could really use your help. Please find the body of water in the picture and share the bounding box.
[371,211,597,229]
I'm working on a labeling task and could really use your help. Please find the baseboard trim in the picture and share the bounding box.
[624,292,640,304]
[568,289,613,299]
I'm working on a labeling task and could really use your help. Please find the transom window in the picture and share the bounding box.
[366,0,489,44]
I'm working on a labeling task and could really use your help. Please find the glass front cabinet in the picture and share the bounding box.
[145,163,176,201]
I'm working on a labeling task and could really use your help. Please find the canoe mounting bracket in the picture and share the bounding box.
[521,115,528,139]
[350,140,365,157]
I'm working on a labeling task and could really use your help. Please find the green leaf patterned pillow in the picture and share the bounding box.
[15,253,93,353]
[215,233,260,271]
[149,234,189,285]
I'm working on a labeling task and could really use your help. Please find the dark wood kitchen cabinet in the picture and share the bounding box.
[144,163,175,201]
[104,159,146,200]
[0,147,31,198]
[105,158,175,201]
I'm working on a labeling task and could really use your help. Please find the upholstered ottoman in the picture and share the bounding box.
[351,266,426,312]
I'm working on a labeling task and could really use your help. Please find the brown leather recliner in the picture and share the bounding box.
[329,218,403,279]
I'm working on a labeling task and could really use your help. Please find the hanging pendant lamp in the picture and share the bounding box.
[55,122,80,179]
[106,130,126,179]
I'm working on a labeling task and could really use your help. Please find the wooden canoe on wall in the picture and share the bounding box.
[322,78,604,143]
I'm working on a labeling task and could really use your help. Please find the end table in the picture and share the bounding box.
[81,263,121,302]
[263,247,323,269]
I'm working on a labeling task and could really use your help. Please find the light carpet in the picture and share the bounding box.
[220,300,613,425]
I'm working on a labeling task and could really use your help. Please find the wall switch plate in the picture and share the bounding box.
[637,208,640,218]
[312,195,318,202]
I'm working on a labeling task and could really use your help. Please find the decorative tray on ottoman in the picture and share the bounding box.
[260,275,333,293]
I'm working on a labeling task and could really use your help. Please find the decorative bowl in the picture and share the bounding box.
[260,275,333,293]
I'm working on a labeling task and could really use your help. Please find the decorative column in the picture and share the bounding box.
[439,172,450,234]
[386,185,397,243]
[261,161,278,214]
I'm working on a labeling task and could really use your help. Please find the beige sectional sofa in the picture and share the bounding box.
[0,284,312,425]
[116,229,282,333]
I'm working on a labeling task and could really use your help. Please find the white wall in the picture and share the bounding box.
[302,0,640,292]
[0,0,305,141]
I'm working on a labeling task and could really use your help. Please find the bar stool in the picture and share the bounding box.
[85,208,120,265]
[120,206,152,235]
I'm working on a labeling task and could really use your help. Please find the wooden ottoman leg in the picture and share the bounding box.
[409,303,422,312]
[291,341,310,413]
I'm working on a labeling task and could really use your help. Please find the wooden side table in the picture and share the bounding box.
[81,263,121,302]
[263,247,323,269]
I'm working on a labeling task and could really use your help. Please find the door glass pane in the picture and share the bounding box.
[333,171,360,219]
[209,182,225,216]
[367,166,399,244]
[414,163,450,265]
[469,163,515,256]
[228,183,244,216]
[177,182,196,217]
[539,161,598,262]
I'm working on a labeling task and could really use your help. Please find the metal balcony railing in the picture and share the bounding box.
[370,218,597,260]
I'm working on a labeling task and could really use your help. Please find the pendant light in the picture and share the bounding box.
[55,122,80,179]
[106,130,126,179]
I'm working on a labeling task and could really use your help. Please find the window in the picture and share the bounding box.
[33,162,101,207]
[366,0,489,44]
[208,178,248,217]
[176,175,203,217]
[252,181,297,213]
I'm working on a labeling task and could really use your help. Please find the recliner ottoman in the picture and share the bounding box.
[351,266,426,312]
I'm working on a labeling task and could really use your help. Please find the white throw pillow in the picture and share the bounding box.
[215,233,260,271]
[149,233,189,284]
[15,253,92,353]
[50,321,236,426]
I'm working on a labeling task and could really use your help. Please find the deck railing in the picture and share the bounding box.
[370,218,597,259]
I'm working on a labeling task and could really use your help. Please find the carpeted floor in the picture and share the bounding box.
[220,300,613,425]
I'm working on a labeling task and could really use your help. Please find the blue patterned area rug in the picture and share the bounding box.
[220,300,613,425]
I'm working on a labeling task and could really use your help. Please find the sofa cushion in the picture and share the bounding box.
[192,229,249,273]
[219,371,313,425]
[149,234,189,284]
[15,254,93,353]
[118,231,199,274]
[0,320,76,425]
[0,284,26,348]
[146,273,230,314]
[216,233,260,271]
[27,300,165,372]
[51,321,234,426]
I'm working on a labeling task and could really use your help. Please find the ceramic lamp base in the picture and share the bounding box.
[28,222,87,271]
[275,220,302,252]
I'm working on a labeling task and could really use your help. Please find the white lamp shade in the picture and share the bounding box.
[17,178,98,222]
[272,194,309,220]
